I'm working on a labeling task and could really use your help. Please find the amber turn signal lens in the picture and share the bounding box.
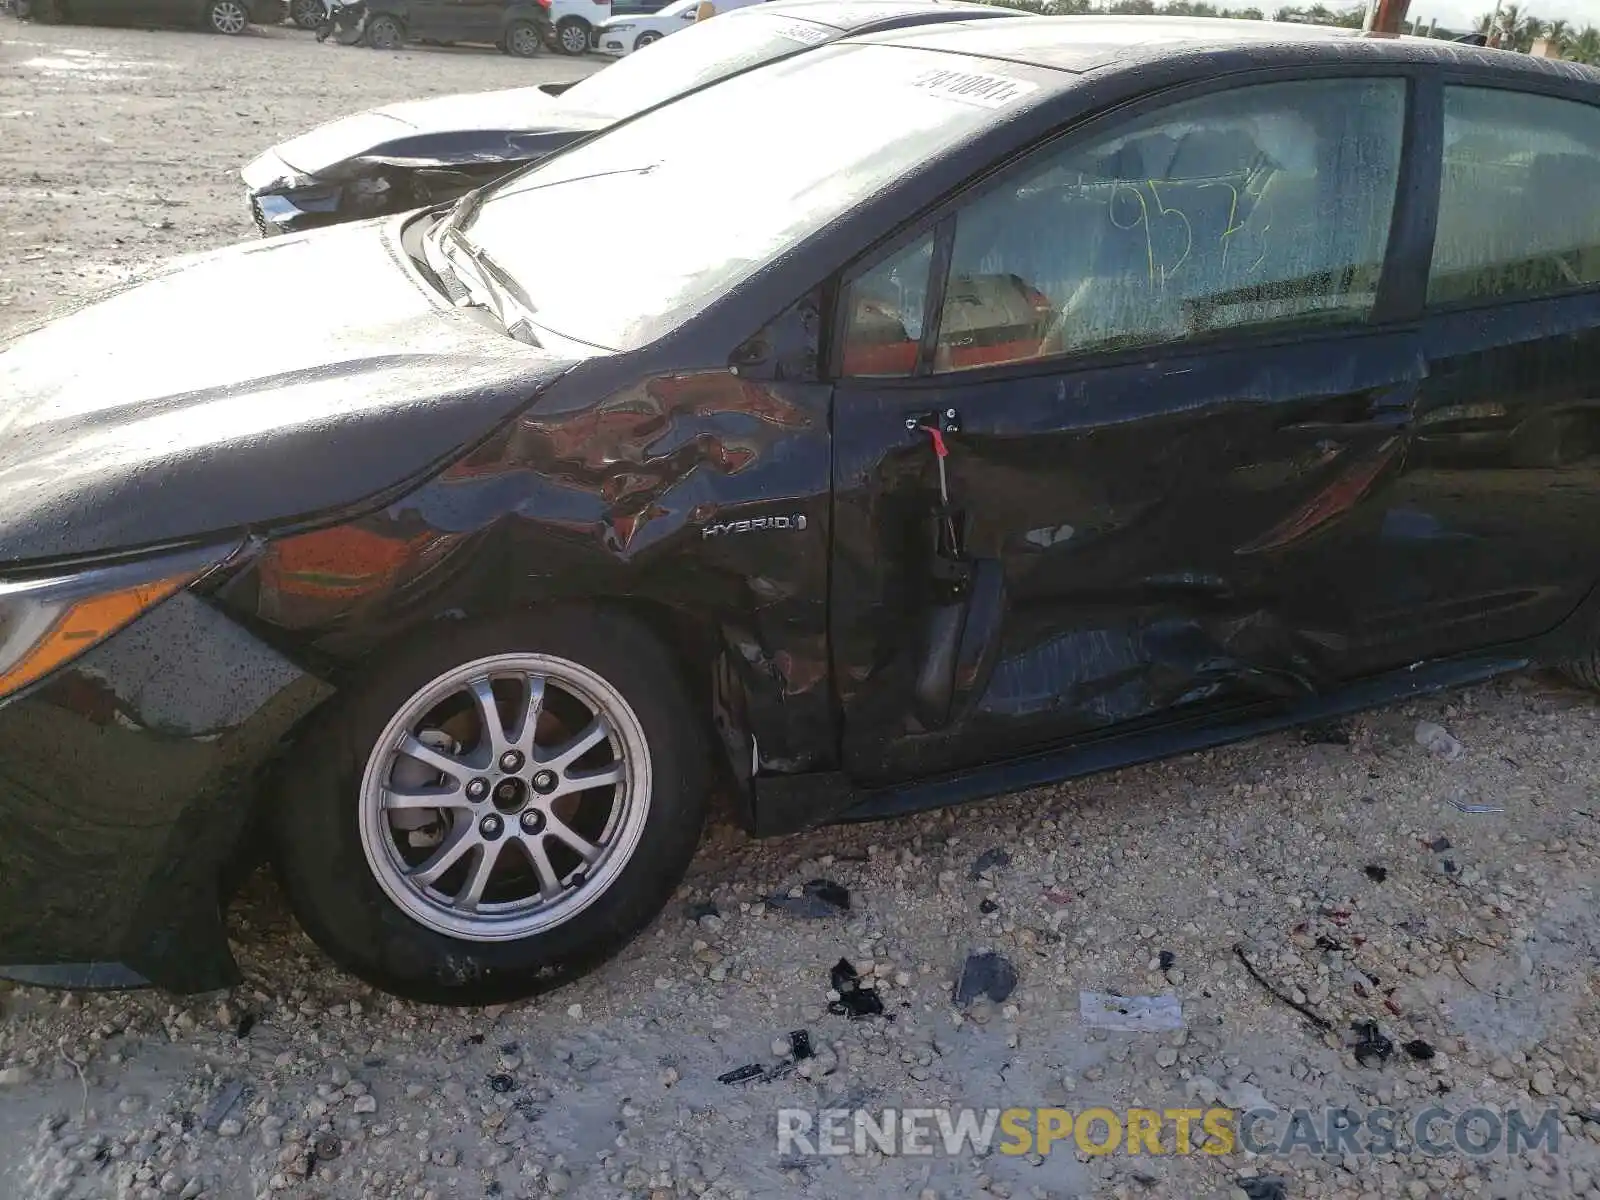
[0,575,190,700]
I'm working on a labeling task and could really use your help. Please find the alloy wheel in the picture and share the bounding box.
[558,19,587,54]
[366,14,402,47]
[290,0,323,28]
[508,21,543,55]
[209,0,249,33]
[357,653,652,942]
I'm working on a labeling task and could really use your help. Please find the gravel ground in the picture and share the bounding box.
[4,17,1600,1200]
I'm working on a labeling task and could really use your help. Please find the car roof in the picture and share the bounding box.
[848,13,1600,86]
[752,0,1026,32]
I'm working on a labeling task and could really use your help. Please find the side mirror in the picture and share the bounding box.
[680,9,696,17]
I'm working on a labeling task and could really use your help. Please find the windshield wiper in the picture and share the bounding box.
[442,225,536,316]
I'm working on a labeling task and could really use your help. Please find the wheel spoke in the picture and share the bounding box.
[542,716,610,771]
[408,821,475,888]
[508,675,546,753]
[558,762,624,795]
[383,785,468,812]
[468,676,506,758]
[397,733,467,783]
[517,834,564,901]
[544,815,602,864]
[456,840,504,911]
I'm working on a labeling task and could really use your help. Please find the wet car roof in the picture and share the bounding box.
[850,14,1600,83]
[754,0,1025,29]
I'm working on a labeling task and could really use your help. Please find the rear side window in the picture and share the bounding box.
[1429,87,1600,307]
[839,78,1406,377]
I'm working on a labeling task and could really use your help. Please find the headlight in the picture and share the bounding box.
[0,542,239,702]
[241,152,317,194]
[607,22,634,31]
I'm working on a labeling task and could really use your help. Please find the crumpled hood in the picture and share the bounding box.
[252,87,603,181]
[0,220,578,567]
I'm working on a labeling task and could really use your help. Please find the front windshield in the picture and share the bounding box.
[556,9,836,122]
[464,44,1041,350]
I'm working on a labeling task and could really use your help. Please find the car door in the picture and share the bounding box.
[448,0,505,40]
[1325,79,1600,674]
[829,72,1425,783]
[402,0,451,37]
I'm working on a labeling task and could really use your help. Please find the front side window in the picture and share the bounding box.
[1429,87,1600,307]
[840,78,1406,378]
[840,234,935,378]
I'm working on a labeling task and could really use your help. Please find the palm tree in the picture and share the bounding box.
[1570,24,1600,64]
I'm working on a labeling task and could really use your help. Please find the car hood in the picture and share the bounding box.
[0,220,579,567]
[252,88,607,181]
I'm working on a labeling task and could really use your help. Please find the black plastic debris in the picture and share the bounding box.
[1428,836,1452,853]
[465,1033,486,1046]
[769,879,850,918]
[1303,719,1352,745]
[1442,859,1458,875]
[1402,1039,1436,1062]
[1351,1021,1394,1068]
[969,848,1012,879]
[979,898,999,914]
[717,1063,766,1085]
[488,1074,517,1094]
[684,900,719,922]
[828,958,887,1020]
[1364,865,1388,883]
[1158,950,1176,972]
[234,1012,257,1039]
[788,1030,813,1061]
[1239,1178,1288,1200]
[953,952,1018,1006]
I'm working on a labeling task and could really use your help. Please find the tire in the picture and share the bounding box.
[1559,653,1600,692]
[504,17,543,56]
[289,0,322,28]
[364,12,403,48]
[633,29,659,49]
[205,0,251,33]
[554,15,588,54]
[271,609,710,1005]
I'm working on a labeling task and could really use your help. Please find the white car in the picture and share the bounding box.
[594,0,765,56]
[550,0,613,54]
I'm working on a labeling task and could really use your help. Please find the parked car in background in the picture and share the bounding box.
[16,0,285,33]
[549,0,611,53]
[288,0,322,26]
[242,0,1023,235]
[8,18,1600,1006]
[593,0,756,54]
[360,0,553,53]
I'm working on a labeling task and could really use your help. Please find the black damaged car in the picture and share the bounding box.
[6,17,1600,1004]
[240,0,1022,236]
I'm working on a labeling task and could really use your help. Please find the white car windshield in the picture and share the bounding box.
[555,9,836,123]
[462,44,1040,350]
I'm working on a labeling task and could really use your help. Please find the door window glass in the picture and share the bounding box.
[926,79,1406,373]
[839,234,935,378]
[1430,88,1600,306]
